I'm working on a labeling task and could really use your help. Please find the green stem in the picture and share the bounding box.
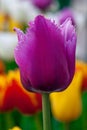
[2,112,15,130]
[34,113,43,130]
[63,122,69,130]
[42,93,52,130]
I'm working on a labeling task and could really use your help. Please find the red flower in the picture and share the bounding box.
[0,70,42,114]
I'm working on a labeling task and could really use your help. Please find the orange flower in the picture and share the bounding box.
[0,60,5,74]
[76,60,87,91]
[0,74,13,112]
[0,69,42,114]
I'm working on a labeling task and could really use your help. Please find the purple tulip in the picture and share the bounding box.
[31,0,52,10]
[59,8,76,26]
[14,15,77,93]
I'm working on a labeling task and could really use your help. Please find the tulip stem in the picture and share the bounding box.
[42,93,52,130]
[63,122,69,130]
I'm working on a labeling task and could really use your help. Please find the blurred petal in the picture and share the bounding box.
[76,60,87,91]
[31,0,52,10]
[9,126,22,130]
[0,69,42,114]
[50,70,82,122]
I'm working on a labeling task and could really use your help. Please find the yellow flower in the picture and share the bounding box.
[0,13,5,30]
[0,13,21,31]
[50,70,83,122]
[9,19,21,32]
[9,126,21,130]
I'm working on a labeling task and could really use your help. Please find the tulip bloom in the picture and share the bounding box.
[14,15,77,93]
[0,70,42,114]
[31,0,52,10]
[50,69,83,122]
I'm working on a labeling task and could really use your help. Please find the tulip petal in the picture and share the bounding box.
[60,18,77,81]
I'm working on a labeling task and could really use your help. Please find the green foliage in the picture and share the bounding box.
[56,0,71,9]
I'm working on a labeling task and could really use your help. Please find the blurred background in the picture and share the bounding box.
[0,0,87,130]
